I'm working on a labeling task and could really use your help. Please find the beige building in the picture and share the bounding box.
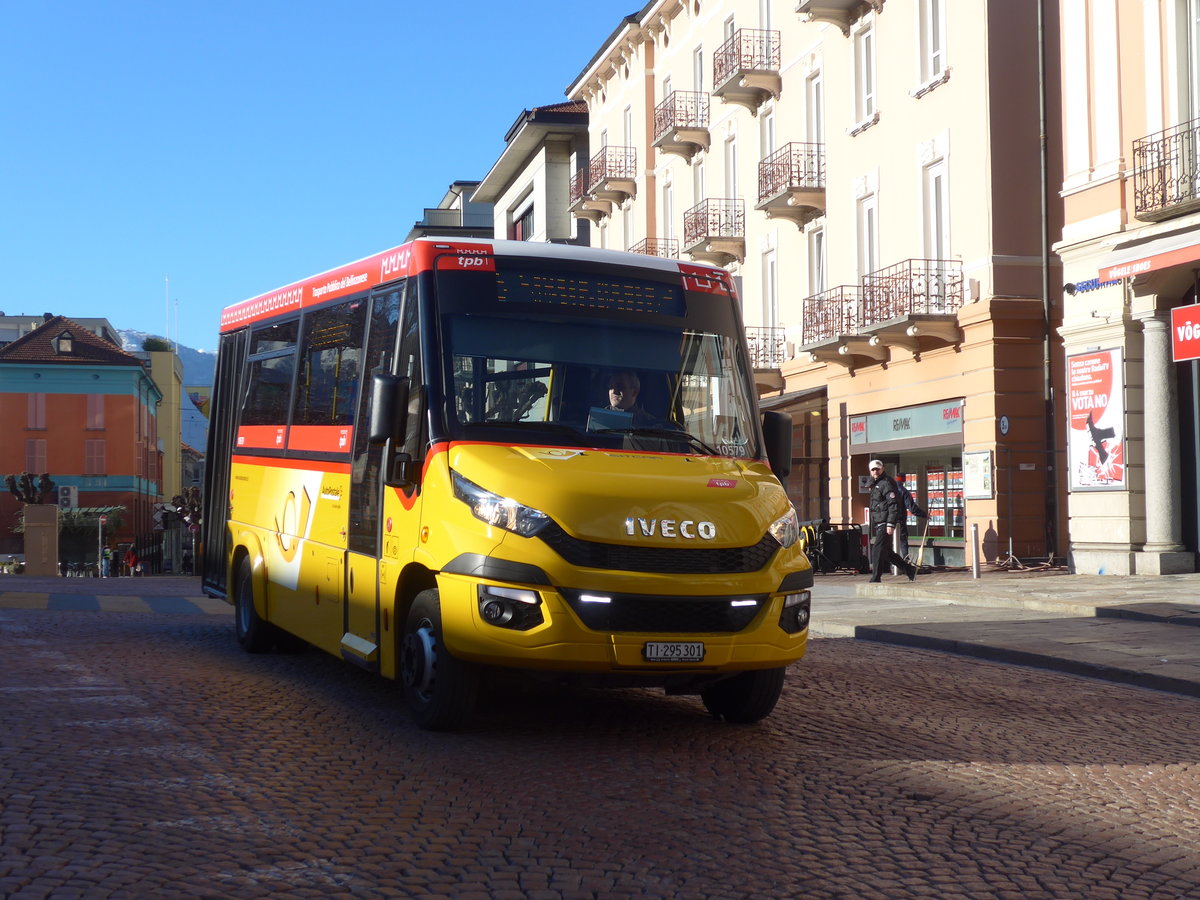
[1052,0,1200,574]
[560,1,1065,567]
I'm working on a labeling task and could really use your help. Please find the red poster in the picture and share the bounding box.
[1067,349,1125,490]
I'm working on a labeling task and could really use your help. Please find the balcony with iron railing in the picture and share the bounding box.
[588,145,637,203]
[1133,116,1200,222]
[567,168,607,224]
[756,142,826,227]
[682,199,746,266]
[567,146,638,224]
[800,285,863,346]
[712,28,781,112]
[629,237,679,259]
[746,325,788,393]
[652,91,710,161]
[796,1,886,36]
[797,260,964,368]
[746,325,788,369]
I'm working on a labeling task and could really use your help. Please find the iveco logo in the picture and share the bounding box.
[625,517,717,540]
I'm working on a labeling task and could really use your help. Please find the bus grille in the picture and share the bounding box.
[560,589,766,633]
[537,524,780,574]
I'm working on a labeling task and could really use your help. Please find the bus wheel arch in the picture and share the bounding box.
[400,588,480,731]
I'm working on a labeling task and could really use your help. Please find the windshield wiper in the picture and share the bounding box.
[595,427,722,456]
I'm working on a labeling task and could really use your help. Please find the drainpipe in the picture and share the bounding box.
[1037,0,1060,561]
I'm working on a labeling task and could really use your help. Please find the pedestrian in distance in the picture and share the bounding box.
[867,459,917,583]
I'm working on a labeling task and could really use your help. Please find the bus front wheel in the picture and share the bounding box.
[700,667,786,724]
[401,589,479,731]
[234,557,273,654]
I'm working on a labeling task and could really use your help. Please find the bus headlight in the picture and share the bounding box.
[768,507,800,549]
[452,471,551,537]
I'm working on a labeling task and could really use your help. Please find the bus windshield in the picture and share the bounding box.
[433,259,760,459]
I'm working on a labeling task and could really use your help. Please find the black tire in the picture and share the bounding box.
[700,667,787,724]
[234,556,273,653]
[400,589,479,731]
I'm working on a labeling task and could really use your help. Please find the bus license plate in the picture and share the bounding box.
[643,641,705,662]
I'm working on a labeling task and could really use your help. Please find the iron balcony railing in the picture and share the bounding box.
[653,91,710,143]
[800,285,863,345]
[683,198,745,247]
[714,28,781,87]
[629,237,679,258]
[861,259,964,325]
[758,142,826,202]
[1133,116,1200,221]
[569,169,587,205]
[746,326,788,369]
[588,145,638,187]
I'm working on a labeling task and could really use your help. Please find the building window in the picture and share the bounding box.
[693,46,704,91]
[919,0,946,84]
[761,108,776,157]
[26,439,47,473]
[923,159,950,261]
[511,204,535,241]
[724,134,738,198]
[853,20,877,126]
[623,203,634,250]
[663,179,675,242]
[808,225,827,297]
[694,157,705,204]
[27,393,46,429]
[86,394,105,429]
[807,70,825,143]
[857,193,879,279]
[763,249,779,328]
[85,440,106,476]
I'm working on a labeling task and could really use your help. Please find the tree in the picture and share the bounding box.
[142,337,171,352]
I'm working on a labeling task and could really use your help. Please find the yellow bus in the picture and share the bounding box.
[201,239,811,729]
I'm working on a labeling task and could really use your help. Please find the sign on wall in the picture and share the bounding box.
[1171,302,1200,362]
[963,450,994,500]
[1067,348,1125,491]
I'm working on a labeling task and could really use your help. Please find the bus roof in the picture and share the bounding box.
[218,238,733,333]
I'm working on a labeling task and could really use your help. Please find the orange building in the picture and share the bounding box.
[0,315,162,562]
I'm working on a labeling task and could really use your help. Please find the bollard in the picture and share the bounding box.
[971,522,981,579]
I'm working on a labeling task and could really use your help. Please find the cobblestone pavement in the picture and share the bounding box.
[3,608,1200,899]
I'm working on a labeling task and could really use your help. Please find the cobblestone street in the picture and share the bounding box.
[3,607,1199,899]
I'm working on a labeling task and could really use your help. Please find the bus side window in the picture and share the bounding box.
[293,300,366,427]
[241,319,298,427]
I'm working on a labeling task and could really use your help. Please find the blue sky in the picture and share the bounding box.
[0,1,635,352]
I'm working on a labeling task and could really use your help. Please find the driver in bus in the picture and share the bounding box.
[605,370,658,428]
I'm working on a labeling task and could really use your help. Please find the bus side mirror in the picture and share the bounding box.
[368,374,410,445]
[761,410,792,480]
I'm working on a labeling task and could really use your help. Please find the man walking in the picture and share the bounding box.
[867,459,917,583]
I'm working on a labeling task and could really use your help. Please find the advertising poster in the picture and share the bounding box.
[1067,349,1125,490]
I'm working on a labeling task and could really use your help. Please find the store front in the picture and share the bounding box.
[849,399,968,566]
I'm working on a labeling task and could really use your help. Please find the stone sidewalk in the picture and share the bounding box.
[811,565,1200,698]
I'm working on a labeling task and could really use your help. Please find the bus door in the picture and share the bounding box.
[344,285,406,671]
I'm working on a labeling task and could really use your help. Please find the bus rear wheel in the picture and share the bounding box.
[700,667,787,724]
[400,589,479,731]
[234,556,273,653]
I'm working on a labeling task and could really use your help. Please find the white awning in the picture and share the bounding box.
[1099,227,1200,281]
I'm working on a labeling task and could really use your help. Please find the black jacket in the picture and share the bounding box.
[869,474,902,529]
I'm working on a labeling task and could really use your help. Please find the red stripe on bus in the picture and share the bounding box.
[220,240,496,332]
[288,425,354,454]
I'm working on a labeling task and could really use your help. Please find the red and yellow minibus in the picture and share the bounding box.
[202,239,811,729]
